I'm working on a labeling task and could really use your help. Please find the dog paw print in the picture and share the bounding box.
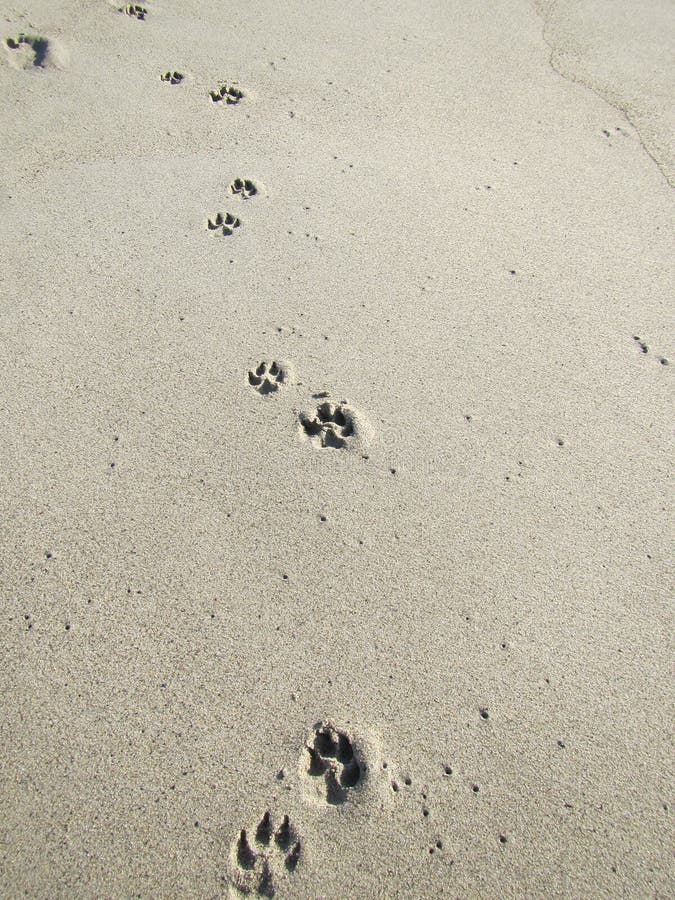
[248,361,286,395]
[210,83,244,104]
[229,812,301,897]
[123,4,147,19]
[299,401,355,450]
[5,33,49,66]
[230,178,259,200]
[304,722,363,804]
[206,212,241,236]
[160,70,184,84]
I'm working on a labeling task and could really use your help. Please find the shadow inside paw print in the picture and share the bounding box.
[305,722,362,804]
[230,178,259,200]
[300,402,355,449]
[206,212,240,235]
[5,33,49,65]
[248,361,286,395]
[230,812,301,897]
[160,70,183,84]
[124,4,147,19]
[210,83,244,104]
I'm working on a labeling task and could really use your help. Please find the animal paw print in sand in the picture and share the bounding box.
[300,402,355,450]
[230,178,259,200]
[210,83,244,104]
[160,70,183,84]
[229,812,301,897]
[5,33,49,65]
[124,4,147,19]
[206,212,241,236]
[305,722,363,804]
[248,361,286,395]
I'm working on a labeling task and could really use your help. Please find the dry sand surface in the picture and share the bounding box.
[0,0,673,897]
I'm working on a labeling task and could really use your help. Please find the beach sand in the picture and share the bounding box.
[0,1,672,897]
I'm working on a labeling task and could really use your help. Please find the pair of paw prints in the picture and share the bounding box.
[228,723,364,895]
[206,179,261,240]
[229,812,301,897]
[207,212,241,236]
[123,4,147,19]
[246,363,362,451]
[210,83,244,104]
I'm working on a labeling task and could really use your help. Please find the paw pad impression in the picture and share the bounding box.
[248,361,286,395]
[210,83,244,104]
[4,33,66,68]
[305,722,363,804]
[230,812,301,897]
[123,4,147,19]
[6,34,48,64]
[206,212,241,235]
[160,70,184,84]
[230,178,259,200]
[299,401,355,449]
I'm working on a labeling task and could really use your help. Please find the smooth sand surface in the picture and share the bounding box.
[0,1,673,897]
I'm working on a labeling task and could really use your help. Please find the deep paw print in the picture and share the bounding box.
[5,33,49,66]
[210,83,244,104]
[206,212,241,236]
[230,178,259,200]
[123,4,147,19]
[160,70,184,84]
[304,722,363,804]
[229,812,301,897]
[299,402,355,450]
[248,361,286,395]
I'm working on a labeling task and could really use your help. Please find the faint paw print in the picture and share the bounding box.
[248,361,286,395]
[230,178,259,200]
[299,401,355,449]
[206,212,241,236]
[210,83,244,104]
[229,812,301,897]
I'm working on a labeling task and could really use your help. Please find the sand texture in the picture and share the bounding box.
[0,0,673,897]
